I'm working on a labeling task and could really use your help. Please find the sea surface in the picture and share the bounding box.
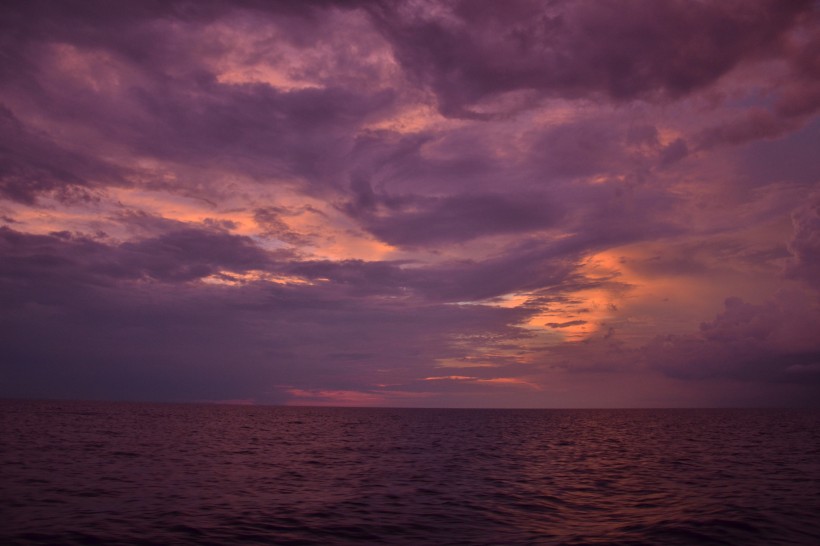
[2,401,819,545]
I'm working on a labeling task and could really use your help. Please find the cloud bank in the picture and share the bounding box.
[1,0,819,407]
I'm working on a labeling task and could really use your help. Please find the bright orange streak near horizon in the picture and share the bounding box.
[284,388,430,407]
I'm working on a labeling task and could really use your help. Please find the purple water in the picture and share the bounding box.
[2,400,819,545]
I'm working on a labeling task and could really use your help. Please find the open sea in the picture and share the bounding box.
[1,400,819,545]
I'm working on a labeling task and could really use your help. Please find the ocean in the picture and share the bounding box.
[2,400,819,545]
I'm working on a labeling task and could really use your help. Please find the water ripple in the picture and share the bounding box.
[2,402,819,545]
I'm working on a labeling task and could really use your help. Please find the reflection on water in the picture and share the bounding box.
[2,401,819,545]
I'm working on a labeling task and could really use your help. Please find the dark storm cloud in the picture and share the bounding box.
[547,320,587,329]
[367,0,812,117]
[0,223,535,402]
[774,19,820,119]
[528,120,626,179]
[0,218,583,313]
[286,235,583,303]
[0,0,396,204]
[116,228,275,281]
[413,242,582,303]
[343,116,685,249]
[129,84,394,182]
[346,182,561,246]
[346,126,517,206]
[113,209,198,236]
[689,9,820,151]
[0,105,123,203]
[695,109,797,151]
[0,0,338,52]
[658,139,688,167]
[253,206,317,244]
[0,226,273,286]
[738,118,820,188]
[33,74,391,190]
[646,291,820,385]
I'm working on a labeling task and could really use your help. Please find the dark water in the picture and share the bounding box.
[2,401,819,545]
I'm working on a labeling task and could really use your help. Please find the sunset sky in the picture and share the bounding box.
[2,0,819,407]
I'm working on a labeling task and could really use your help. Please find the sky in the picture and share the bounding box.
[1,0,819,408]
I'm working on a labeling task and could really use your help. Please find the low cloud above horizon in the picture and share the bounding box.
[2,0,819,407]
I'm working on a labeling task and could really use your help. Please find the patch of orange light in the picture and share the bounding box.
[285,388,428,407]
[422,376,540,389]
[48,43,130,95]
[657,127,686,147]
[434,357,501,369]
[204,7,398,96]
[482,251,627,343]
[311,231,397,262]
[591,239,783,338]
[534,251,627,341]
[216,66,322,91]
[106,187,263,236]
[105,187,398,261]
[285,388,388,406]
[8,205,105,236]
[491,292,530,308]
[589,174,626,185]
[536,286,618,340]
[531,101,584,126]
[363,104,447,134]
[201,270,314,287]
[476,377,541,390]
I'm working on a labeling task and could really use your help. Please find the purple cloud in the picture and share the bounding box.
[1,0,819,407]
[646,291,820,386]
[346,185,562,246]
[0,225,275,284]
[786,192,820,289]
[368,0,812,117]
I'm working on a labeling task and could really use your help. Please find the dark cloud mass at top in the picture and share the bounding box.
[368,0,814,116]
[1,0,819,407]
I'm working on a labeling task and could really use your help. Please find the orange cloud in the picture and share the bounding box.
[285,388,429,407]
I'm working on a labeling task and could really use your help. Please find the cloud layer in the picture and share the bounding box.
[1,0,819,407]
